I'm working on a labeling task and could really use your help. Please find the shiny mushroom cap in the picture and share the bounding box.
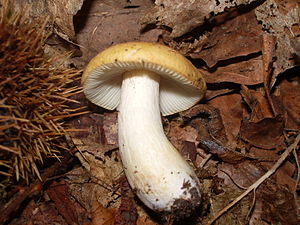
[82,42,206,116]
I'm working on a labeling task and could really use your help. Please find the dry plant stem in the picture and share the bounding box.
[207,133,300,225]
[199,153,212,168]
[262,34,277,115]
[246,188,256,221]
[292,149,300,216]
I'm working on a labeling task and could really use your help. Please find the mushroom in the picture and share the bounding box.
[82,42,206,216]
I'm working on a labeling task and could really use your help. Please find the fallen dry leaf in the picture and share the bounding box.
[240,85,274,122]
[136,216,158,225]
[103,112,118,146]
[181,104,229,146]
[192,10,262,68]
[115,176,138,225]
[255,0,300,76]
[255,181,299,225]
[9,200,68,225]
[46,180,88,225]
[209,93,244,149]
[239,115,284,149]
[205,184,252,225]
[199,139,255,164]
[91,202,116,225]
[277,77,300,130]
[143,0,257,37]
[167,120,198,152]
[200,57,264,85]
[15,0,84,41]
[219,161,266,188]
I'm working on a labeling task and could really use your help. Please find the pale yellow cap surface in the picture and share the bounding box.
[82,42,206,116]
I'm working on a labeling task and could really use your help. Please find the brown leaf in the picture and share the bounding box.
[207,180,252,225]
[240,85,274,122]
[200,57,264,85]
[255,0,300,74]
[91,202,116,225]
[209,94,244,149]
[46,180,88,225]
[9,200,69,225]
[249,146,296,191]
[199,139,254,163]
[181,104,228,144]
[262,34,277,91]
[136,216,158,225]
[103,112,118,145]
[239,115,284,149]
[15,0,84,40]
[167,120,198,151]
[256,181,300,225]
[181,141,198,163]
[218,161,299,224]
[219,161,265,188]
[142,0,257,38]
[191,10,262,68]
[115,176,138,225]
[277,78,300,130]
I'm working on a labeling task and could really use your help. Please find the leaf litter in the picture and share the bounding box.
[2,0,300,224]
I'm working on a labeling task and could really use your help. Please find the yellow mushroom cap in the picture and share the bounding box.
[82,42,206,116]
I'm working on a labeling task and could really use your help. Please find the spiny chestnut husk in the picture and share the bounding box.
[0,1,82,184]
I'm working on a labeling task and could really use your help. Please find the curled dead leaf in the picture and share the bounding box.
[239,115,284,149]
[91,202,116,225]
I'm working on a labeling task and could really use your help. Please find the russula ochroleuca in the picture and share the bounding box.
[82,42,206,216]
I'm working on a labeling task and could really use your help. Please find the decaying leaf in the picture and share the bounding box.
[115,176,138,225]
[239,115,284,149]
[15,0,84,40]
[209,94,244,149]
[181,104,229,146]
[240,85,274,122]
[255,0,300,76]
[192,11,262,67]
[9,200,69,225]
[200,57,264,85]
[103,112,119,146]
[136,216,158,225]
[46,180,88,225]
[276,77,300,130]
[143,0,257,37]
[255,181,299,225]
[206,184,252,225]
[91,202,116,225]
[199,139,255,164]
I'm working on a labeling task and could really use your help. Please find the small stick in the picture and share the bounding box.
[207,133,300,225]
[262,34,277,115]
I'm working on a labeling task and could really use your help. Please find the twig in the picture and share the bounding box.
[219,169,247,190]
[262,34,277,115]
[292,148,300,216]
[207,133,300,225]
[199,153,212,168]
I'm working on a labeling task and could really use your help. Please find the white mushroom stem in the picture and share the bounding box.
[118,69,201,214]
